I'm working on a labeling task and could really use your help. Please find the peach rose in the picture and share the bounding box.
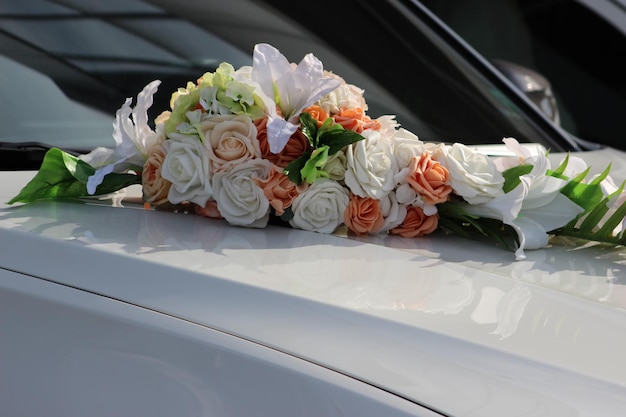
[201,114,261,173]
[303,105,330,127]
[256,117,311,168]
[391,206,438,238]
[253,164,308,216]
[142,144,172,207]
[407,152,452,205]
[195,200,222,219]
[333,107,381,133]
[344,193,385,236]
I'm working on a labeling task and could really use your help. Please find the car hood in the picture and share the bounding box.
[2,147,626,416]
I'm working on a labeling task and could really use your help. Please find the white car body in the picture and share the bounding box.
[2,146,626,417]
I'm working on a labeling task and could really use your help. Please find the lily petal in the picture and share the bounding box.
[522,192,584,232]
[249,43,341,153]
[509,216,549,260]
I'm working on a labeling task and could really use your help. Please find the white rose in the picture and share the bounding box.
[439,143,505,204]
[378,191,407,233]
[200,114,261,173]
[289,179,349,234]
[161,133,213,206]
[212,159,271,227]
[376,115,400,136]
[392,128,425,169]
[345,129,398,200]
[316,73,367,113]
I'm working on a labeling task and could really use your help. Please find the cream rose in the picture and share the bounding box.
[200,114,261,173]
[344,129,398,200]
[322,150,347,181]
[142,143,171,206]
[439,143,505,204]
[212,159,271,227]
[161,133,213,206]
[289,179,350,234]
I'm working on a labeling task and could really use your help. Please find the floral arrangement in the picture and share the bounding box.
[9,43,626,259]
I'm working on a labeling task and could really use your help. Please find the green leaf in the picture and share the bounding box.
[8,148,91,204]
[549,152,570,177]
[8,148,141,204]
[319,127,365,155]
[555,182,626,245]
[559,180,605,212]
[283,150,312,185]
[299,113,318,147]
[502,164,533,193]
[298,112,365,155]
[437,202,518,251]
[95,172,142,195]
[300,146,330,183]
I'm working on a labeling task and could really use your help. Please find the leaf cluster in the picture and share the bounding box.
[283,113,364,185]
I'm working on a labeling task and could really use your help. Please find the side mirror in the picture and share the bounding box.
[492,59,560,126]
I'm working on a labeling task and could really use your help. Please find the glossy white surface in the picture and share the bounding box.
[0,269,434,417]
[2,148,626,417]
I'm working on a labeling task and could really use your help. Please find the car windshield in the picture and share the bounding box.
[0,0,579,166]
[421,0,626,150]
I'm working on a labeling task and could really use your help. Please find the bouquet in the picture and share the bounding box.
[9,43,626,260]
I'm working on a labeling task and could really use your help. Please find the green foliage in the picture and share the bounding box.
[8,148,140,204]
[555,181,626,245]
[546,156,626,245]
[501,164,533,193]
[437,202,518,251]
[284,113,364,185]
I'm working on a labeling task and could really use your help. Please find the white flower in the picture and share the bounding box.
[315,73,367,113]
[212,159,271,228]
[83,80,163,194]
[345,129,398,200]
[378,191,407,233]
[464,138,584,260]
[394,178,423,206]
[439,142,505,204]
[290,179,349,234]
[391,127,425,169]
[238,43,341,154]
[160,133,213,206]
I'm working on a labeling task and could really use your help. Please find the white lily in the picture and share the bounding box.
[463,138,584,260]
[82,80,163,194]
[242,43,341,154]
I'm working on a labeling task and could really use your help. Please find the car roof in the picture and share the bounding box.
[1,169,626,416]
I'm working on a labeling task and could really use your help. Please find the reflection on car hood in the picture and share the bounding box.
[2,147,626,417]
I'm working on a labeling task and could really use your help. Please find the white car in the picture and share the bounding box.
[2,1,626,416]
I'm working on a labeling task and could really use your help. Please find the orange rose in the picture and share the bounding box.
[142,144,172,207]
[255,117,311,168]
[303,105,330,127]
[407,152,452,205]
[253,164,308,216]
[333,107,381,133]
[344,193,385,236]
[195,200,222,219]
[391,206,438,238]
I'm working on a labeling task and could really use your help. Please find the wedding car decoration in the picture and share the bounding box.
[9,43,626,259]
